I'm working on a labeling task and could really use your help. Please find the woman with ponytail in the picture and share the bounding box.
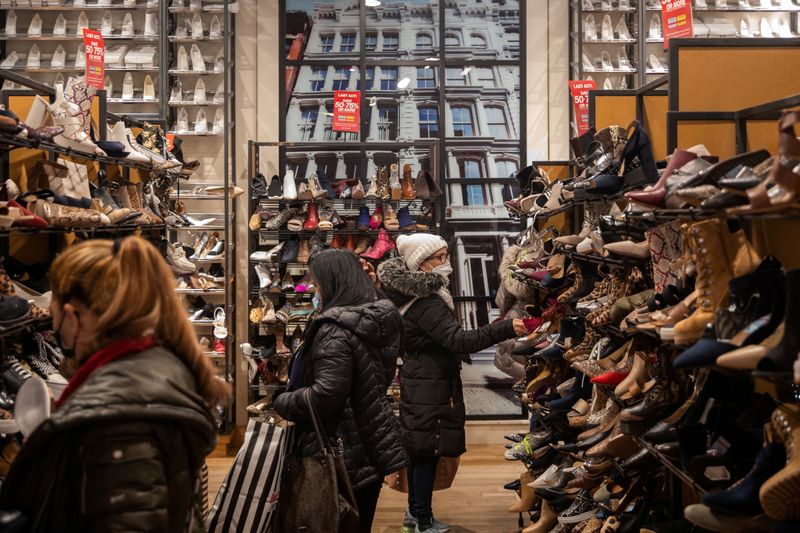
[0,236,228,532]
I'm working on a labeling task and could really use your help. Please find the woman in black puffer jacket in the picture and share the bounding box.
[378,234,527,533]
[274,249,408,533]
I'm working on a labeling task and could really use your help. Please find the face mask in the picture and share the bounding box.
[432,262,453,280]
[312,292,322,310]
[54,311,79,359]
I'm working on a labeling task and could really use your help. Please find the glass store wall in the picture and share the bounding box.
[282,0,524,417]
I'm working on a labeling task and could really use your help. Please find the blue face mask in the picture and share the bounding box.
[312,292,322,310]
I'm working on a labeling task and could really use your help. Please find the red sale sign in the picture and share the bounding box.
[661,0,693,49]
[333,90,360,133]
[83,28,104,90]
[569,80,596,136]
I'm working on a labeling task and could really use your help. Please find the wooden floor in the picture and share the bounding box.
[206,438,527,533]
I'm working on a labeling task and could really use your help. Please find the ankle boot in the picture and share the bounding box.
[330,233,345,249]
[401,163,416,200]
[344,234,356,251]
[369,205,383,230]
[360,229,395,260]
[282,170,297,200]
[760,405,800,520]
[397,206,415,230]
[415,169,442,199]
[758,269,800,373]
[673,219,760,345]
[377,166,390,201]
[389,163,402,200]
[308,172,328,200]
[303,201,319,231]
[508,471,538,513]
[522,500,557,533]
[365,174,379,199]
[357,205,370,232]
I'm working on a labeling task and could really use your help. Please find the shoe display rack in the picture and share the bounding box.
[572,0,800,89]
[243,140,442,418]
[498,89,800,530]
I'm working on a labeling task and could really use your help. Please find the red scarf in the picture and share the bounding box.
[56,336,158,408]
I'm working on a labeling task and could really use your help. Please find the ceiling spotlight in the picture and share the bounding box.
[397,77,411,89]
[365,0,381,6]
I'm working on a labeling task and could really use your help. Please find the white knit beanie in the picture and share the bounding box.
[396,234,448,272]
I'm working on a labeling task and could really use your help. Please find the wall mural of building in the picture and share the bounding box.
[284,0,522,329]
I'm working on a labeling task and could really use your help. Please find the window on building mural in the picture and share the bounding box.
[358,67,374,90]
[320,35,334,53]
[475,67,495,87]
[315,155,338,179]
[310,67,327,91]
[332,67,351,90]
[486,106,509,139]
[418,107,438,138]
[446,67,466,86]
[380,67,398,90]
[417,67,435,88]
[377,105,397,140]
[459,159,485,205]
[299,107,318,141]
[471,33,487,49]
[451,106,475,137]
[383,32,399,51]
[340,33,356,52]
[365,33,377,51]
[445,32,460,47]
[416,33,433,49]
[496,159,520,201]
[287,158,308,181]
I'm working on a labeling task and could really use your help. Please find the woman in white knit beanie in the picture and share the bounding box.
[378,235,527,533]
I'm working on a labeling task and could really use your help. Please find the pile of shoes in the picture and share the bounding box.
[499,110,800,532]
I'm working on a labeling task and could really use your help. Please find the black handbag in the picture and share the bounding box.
[276,389,359,533]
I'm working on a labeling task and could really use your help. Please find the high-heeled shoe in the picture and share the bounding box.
[369,205,383,230]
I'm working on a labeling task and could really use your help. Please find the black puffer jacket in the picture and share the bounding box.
[0,347,217,533]
[273,300,409,492]
[378,258,516,459]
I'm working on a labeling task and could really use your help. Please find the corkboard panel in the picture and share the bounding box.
[592,95,636,132]
[677,122,737,160]
[643,95,668,161]
[677,47,800,112]
[750,219,800,270]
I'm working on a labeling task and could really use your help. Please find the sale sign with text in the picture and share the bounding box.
[333,90,360,133]
[83,28,104,90]
[569,80,596,136]
[661,0,693,49]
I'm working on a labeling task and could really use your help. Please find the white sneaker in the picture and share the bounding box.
[170,79,183,102]
[27,13,42,36]
[177,45,189,70]
[104,76,113,97]
[76,11,88,36]
[212,108,224,134]
[213,80,224,103]
[584,15,597,41]
[615,17,631,40]
[601,51,613,71]
[194,109,207,134]
[121,12,134,37]
[191,43,205,71]
[601,14,613,41]
[191,13,203,38]
[5,10,16,36]
[0,52,18,68]
[26,44,40,68]
[603,77,613,90]
[176,107,189,132]
[101,10,113,36]
[50,44,65,68]
[209,15,220,38]
[649,14,661,39]
[617,48,631,70]
[143,74,155,100]
[193,77,206,103]
[144,11,158,37]
[760,17,773,37]
[175,18,188,37]
[122,72,134,100]
[74,44,85,68]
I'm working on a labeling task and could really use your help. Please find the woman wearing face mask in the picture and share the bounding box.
[0,237,228,532]
[378,234,528,533]
[273,248,408,533]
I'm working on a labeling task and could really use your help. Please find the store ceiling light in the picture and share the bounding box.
[397,77,411,89]
[461,67,472,76]
[365,0,381,6]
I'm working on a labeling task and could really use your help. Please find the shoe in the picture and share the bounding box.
[303,202,319,231]
[649,14,662,39]
[522,500,557,533]
[120,12,133,36]
[120,72,134,100]
[389,163,402,200]
[369,205,383,230]
[194,109,207,134]
[760,17,774,37]
[357,206,370,231]
[194,78,206,103]
[26,44,40,68]
[415,170,442,199]
[209,15,221,38]
[192,13,203,38]
[760,405,800,520]
[167,242,196,275]
[615,16,632,40]
[404,511,449,532]
[191,43,205,71]
[176,108,189,133]
[102,76,113,98]
[27,13,42,36]
[144,10,157,37]
[177,45,189,70]
[361,230,395,260]
[170,79,183,103]
[397,206,415,231]
[283,170,297,200]
[601,51,613,71]
[684,503,777,532]
[5,10,16,36]
[508,471,537,513]
[585,14,597,41]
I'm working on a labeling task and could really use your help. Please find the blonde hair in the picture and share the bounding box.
[50,236,231,406]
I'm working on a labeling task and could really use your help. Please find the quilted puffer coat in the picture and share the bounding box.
[273,299,409,492]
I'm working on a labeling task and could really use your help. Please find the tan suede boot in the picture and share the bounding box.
[673,218,760,345]
[523,499,557,533]
[508,471,538,513]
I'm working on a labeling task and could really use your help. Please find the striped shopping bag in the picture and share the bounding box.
[206,419,293,533]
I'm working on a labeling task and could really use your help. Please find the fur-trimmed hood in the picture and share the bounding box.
[377,257,447,298]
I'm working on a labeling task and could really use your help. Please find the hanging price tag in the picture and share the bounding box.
[82,28,105,90]
[568,80,596,136]
[332,90,361,133]
[661,0,693,49]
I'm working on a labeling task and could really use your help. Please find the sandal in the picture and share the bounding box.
[249,297,264,324]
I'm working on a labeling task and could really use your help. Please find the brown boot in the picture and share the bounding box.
[508,471,537,513]
[401,163,416,200]
[523,499,557,533]
[760,404,800,520]
[673,218,760,345]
